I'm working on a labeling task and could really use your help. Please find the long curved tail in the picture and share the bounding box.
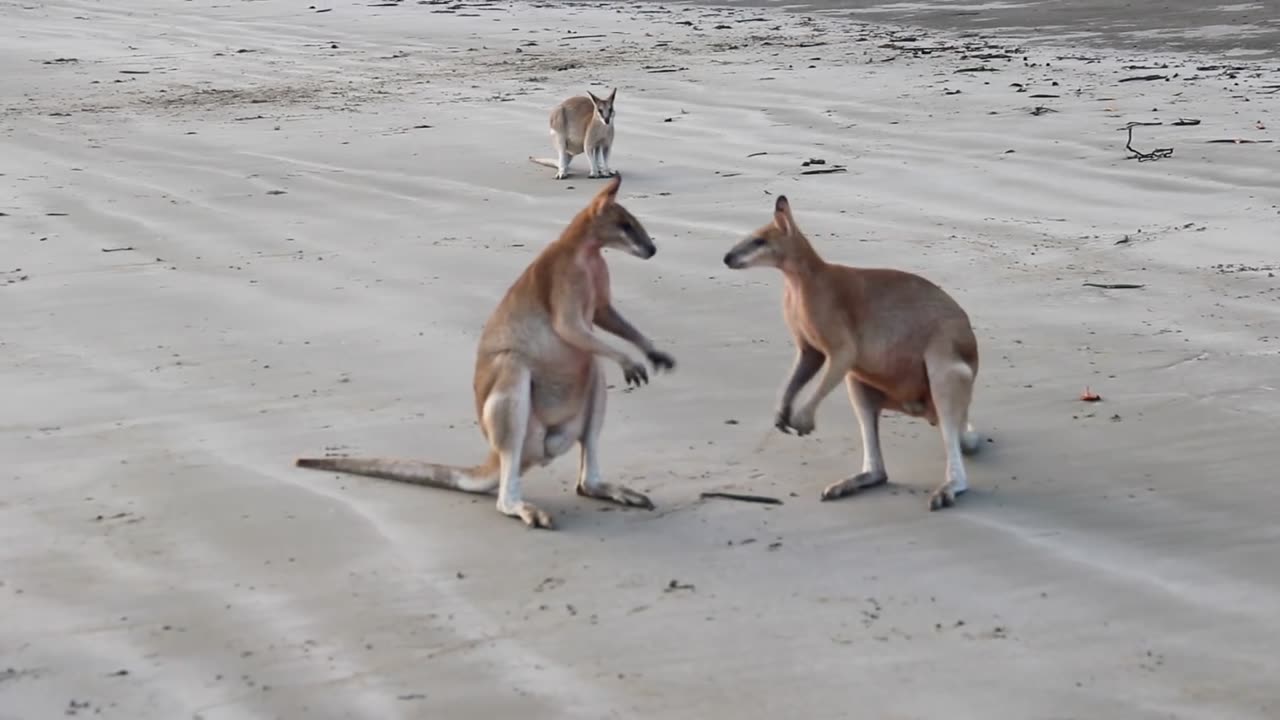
[528,156,560,168]
[295,454,499,494]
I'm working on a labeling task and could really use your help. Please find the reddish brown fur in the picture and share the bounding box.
[724,195,981,510]
[297,175,671,528]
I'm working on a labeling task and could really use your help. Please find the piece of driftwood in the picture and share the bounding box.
[1124,123,1173,161]
[700,492,783,506]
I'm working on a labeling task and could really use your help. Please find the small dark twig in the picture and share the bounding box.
[1124,123,1173,161]
[664,579,696,592]
[101,246,134,253]
[700,491,783,505]
[1083,282,1145,289]
[799,166,847,176]
[1119,74,1166,82]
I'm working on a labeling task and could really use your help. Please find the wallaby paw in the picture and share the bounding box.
[820,471,888,501]
[622,359,649,387]
[788,407,816,436]
[578,482,655,510]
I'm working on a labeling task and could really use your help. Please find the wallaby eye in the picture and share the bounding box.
[751,237,767,247]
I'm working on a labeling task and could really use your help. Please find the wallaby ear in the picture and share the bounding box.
[773,195,794,234]
[590,173,622,213]
[586,90,601,106]
[606,87,617,102]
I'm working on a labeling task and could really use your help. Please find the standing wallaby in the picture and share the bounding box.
[528,89,617,180]
[295,175,675,529]
[722,195,982,511]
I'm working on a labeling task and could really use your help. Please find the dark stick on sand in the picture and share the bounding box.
[1083,282,1145,290]
[1124,123,1173,161]
[700,492,784,505]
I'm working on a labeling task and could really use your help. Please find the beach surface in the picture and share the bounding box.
[2,1,1279,718]
[710,0,1280,59]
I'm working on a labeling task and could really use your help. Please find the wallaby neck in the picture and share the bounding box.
[780,233,825,278]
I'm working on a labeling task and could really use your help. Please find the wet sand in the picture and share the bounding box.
[681,0,1280,58]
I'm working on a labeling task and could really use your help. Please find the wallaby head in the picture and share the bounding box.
[723,195,808,270]
[583,173,655,259]
[586,88,617,125]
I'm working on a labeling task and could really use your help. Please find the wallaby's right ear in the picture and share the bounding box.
[773,195,794,234]
[586,90,601,106]
[590,173,622,214]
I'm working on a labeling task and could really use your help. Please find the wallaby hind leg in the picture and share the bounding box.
[586,142,604,179]
[924,354,977,512]
[482,361,553,528]
[600,143,615,178]
[575,362,654,510]
[822,377,890,501]
[553,133,572,180]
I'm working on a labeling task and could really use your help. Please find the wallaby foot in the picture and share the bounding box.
[577,481,653,510]
[821,471,887,501]
[927,481,968,512]
[499,499,555,529]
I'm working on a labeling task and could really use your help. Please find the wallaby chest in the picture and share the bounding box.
[578,251,612,317]
[782,278,843,354]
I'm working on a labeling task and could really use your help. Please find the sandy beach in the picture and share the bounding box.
[2,0,1279,718]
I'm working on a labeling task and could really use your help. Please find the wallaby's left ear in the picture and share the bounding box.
[590,173,622,214]
[606,87,617,102]
[773,195,795,235]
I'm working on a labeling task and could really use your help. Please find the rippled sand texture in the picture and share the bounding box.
[2,1,1278,718]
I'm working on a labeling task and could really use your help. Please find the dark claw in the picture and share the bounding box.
[625,364,649,387]
[774,407,793,434]
[646,350,676,372]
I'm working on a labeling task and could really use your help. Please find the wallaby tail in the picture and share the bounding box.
[295,454,499,494]
[528,156,560,169]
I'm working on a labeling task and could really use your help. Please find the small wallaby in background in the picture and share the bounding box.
[723,195,983,511]
[529,88,617,180]
[295,174,675,529]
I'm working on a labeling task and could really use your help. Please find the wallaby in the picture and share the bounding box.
[722,195,982,511]
[295,175,674,529]
[528,89,617,180]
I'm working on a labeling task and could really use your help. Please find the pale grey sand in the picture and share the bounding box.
[1,1,1278,718]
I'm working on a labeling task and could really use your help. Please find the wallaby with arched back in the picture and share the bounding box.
[723,195,982,511]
